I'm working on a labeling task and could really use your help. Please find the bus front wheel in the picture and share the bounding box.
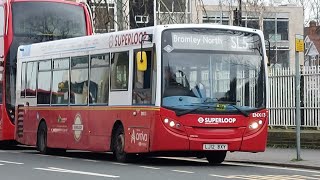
[205,151,227,164]
[113,126,129,162]
[37,122,48,154]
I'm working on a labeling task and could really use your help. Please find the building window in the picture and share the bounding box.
[203,11,229,25]
[277,21,289,40]
[263,17,289,41]
[159,0,187,12]
[277,50,289,67]
[90,2,115,33]
[263,14,289,68]
[264,20,276,40]
[267,48,289,68]
[246,19,259,29]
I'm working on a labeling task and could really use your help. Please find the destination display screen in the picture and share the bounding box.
[162,29,261,53]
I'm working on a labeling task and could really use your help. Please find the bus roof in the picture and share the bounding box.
[17,24,264,61]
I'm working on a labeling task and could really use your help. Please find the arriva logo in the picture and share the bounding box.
[130,129,148,144]
[198,117,237,124]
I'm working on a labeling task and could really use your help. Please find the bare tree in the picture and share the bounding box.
[87,0,130,33]
[155,0,193,25]
[309,0,320,25]
[287,0,312,25]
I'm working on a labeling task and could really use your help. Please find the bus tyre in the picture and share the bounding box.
[113,126,129,162]
[205,151,227,165]
[37,122,48,154]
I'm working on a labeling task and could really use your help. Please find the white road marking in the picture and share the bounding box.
[172,170,194,174]
[0,164,4,166]
[159,157,320,174]
[0,160,24,165]
[209,174,230,178]
[158,156,206,162]
[210,174,320,180]
[290,175,320,180]
[225,162,320,174]
[37,154,52,157]
[8,151,21,154]
[0,150,6,153]
[82,159,99,163]
[56,156,74,160]
[139,166,160,170]
[112,162,128,166]
[34,167,119,178]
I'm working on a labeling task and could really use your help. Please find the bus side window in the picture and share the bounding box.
[20,62,26,98]
[90,54,110,104]
[70,56,89,105]
[37,60,51,104]
[132,50,152,105]
[51,58,70,105]
[26,62,37,97]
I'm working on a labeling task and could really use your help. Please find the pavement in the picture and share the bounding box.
[225,147,320,170]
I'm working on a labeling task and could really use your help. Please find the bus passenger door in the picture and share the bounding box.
[132,49,153,105]
[109,51,131,105]
[127,49,155,153]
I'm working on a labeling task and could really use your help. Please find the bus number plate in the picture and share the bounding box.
[203,144,228,150]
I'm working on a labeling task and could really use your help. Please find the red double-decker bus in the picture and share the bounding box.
[0,0,93,143]
[15,24,268,164]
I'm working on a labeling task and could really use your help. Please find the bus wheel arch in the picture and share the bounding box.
[37,119,48,154]
[111,120,129,162]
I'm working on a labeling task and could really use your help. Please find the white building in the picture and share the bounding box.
[191,3,304,68]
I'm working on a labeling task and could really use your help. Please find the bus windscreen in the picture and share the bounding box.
[161,29,266,114]
[12,2,86,39]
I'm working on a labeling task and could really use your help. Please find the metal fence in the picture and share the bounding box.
[268,66,320,129]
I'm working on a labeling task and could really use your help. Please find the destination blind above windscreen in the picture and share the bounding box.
[171,32,255,52]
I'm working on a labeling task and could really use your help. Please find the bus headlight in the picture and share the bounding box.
[249,122,259,129]
[164,118,169,124]
[162,117,187,136]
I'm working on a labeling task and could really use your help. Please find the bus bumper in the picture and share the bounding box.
[150,117,267,152]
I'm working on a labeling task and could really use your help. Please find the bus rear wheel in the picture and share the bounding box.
[205,151,227,164]
[113,126,129,162]
[37,122,48,154]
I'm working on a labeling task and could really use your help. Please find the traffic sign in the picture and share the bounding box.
[295,34,304,52]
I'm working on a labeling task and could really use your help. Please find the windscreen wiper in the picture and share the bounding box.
[213,100,250,117]
[175,106,209,117]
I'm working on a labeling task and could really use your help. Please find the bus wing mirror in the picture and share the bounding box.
[136,51,147,71]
